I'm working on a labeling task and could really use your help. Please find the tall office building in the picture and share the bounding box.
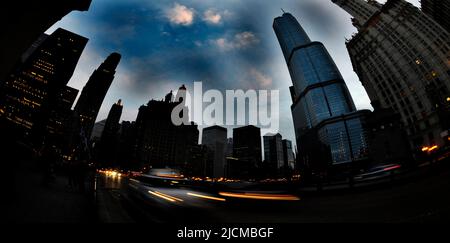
[97,99,123,167]
[134,87,199,170]
[102,100,123,139]
[74,53,121,138]
[421,0,450,33]
[273,12,370,175]
[47,86,79,137]
[282,139,295,170]
[334,0,450,149]
[0,1,91,83]
[0,28,88,140]
[202,125,228,178]
[263,133,284,171]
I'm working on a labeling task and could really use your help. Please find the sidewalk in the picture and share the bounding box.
[4,158,96,223]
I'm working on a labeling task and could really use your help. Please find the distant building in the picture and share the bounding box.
[273,12,370,180]
[185,144,208,177]
[74,53,121,138]
[421,0,450,33]
[225,138,233,157]
[334,0,450,149]
[0,0,92,83]
[101,100,123,141]
[202,125,227,178]
[232,125,262,177]
[117,121,138,170]
[134,87,199,171]
[91,120,107,141]
[0,28,88,143]
[263,133,284,172]
[96,99,123,167]
[282,139,295,170]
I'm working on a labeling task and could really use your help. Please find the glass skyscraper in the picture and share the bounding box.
[273,13,370,171]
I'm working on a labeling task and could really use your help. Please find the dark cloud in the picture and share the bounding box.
[47,0,420,145]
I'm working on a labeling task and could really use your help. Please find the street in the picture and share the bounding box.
[96,164,450,223]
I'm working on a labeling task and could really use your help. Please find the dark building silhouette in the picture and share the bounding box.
[334,0,450,150]
[185,144,208,177]
[117,121,138,170]
[47,86,79,143]
[231,125,262,178]
[226,138,233,157]
[134,87,199,171]
[102,100,123,139]
[421,0,450,33]
[202,125,227,178]
[273,12,370,180]
[91,119,107,141]
[0,1,92,83]
[0,28,88,142]
[367,101,412,167]
[263,133,284,173]
[282,139,295,170]
[74,53,121,138]
[96,100,123,167]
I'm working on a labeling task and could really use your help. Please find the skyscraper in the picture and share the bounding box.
[74,53,121,138]
[47,86,79,138]
[263,133,284,171]
[273,12,370,177]
[421,0,450,33]
[0,1,92,83]
[102,100,123,139]
[334,0,450,149]
[0,28,88,140]
[97,99,123,167]
[202,125,227,178]
[134,87,199,171]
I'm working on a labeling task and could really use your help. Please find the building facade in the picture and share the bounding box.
[46,86,79,142]
[0,0,91,83]
[202,125,228,178]
[273,12,370,178]
[334,0,450,149]
[96,99,123,167]
[263,133,284,171]
[421,0,450,33]
[233,125,262,169]
[0,28,88,142]
[134,88,199,171]
[74,53,121,138]
[282,139,295,170]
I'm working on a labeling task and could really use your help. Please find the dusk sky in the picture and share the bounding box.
[46,0,420,144]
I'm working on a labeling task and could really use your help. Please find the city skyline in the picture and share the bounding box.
[45,0,420,143]
[3,0,450,227]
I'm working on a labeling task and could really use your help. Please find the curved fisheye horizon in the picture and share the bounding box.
[2,0,450,232]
